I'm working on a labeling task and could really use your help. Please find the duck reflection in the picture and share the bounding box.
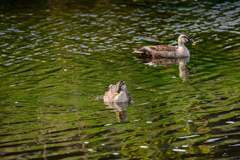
[140,57,190,80]
[104,102,130,122]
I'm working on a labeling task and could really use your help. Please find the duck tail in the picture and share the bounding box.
[134,49,145,54]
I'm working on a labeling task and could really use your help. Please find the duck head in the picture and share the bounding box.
[178,34,195,45]
[115,80,126,95]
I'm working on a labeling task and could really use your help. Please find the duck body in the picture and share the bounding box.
[134,34,194,58]
[103,80,131,103]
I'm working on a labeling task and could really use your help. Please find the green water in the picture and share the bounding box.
[1,0,240,159]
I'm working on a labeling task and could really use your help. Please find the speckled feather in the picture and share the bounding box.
[103,83,131,102]
[136,45,177,58]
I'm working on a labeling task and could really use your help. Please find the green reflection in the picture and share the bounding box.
[1,0,240,159]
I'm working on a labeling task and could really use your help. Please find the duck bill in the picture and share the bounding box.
[187,39,195,45]
[115,87,122,95]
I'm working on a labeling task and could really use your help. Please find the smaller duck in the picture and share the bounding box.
[103,80,131,103]
[134,33,195,58]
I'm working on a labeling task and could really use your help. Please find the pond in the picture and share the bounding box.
[1,0,240,159]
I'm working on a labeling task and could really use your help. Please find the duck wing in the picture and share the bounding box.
[103,84,117,102]
[134,45,177,58]
[151,45,177,51]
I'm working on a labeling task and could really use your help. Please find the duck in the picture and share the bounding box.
[134,34,195,58]
[103,80,131,103]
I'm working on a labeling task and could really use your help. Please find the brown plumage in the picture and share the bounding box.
[134,34,195,58]
[103,80,131,103]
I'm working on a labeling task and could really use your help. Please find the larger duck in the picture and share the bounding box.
[134,34,195,58]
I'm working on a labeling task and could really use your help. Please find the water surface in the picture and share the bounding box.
[1,0,240,159]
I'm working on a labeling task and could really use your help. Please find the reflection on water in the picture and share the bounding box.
[105,102,130,122]
[141,57,190,80]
